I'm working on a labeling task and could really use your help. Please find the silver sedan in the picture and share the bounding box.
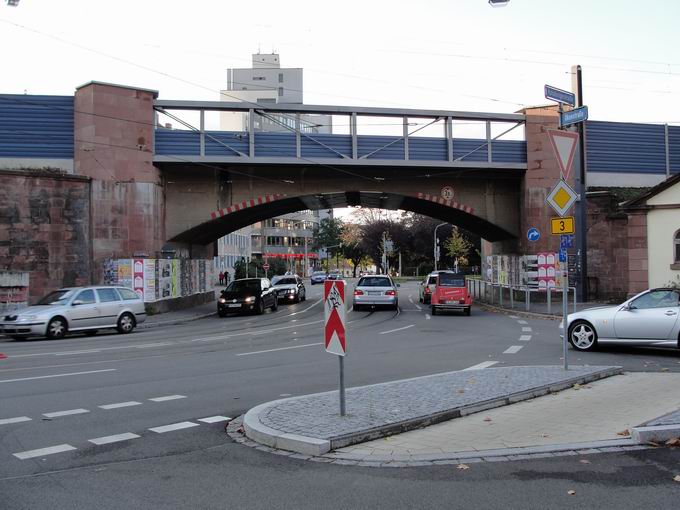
[560,288,680,351]
[0,286,147,340]
[352,275,399,311]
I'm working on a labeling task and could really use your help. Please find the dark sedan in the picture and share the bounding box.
[217,278,278,317]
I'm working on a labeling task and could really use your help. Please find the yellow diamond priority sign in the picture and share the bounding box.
[546,179,578,217]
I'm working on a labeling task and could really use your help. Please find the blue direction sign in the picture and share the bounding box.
[559,248,567,262]
[560,106,589,128]
[560,234,574,249]
[527,227,541,242]
[544,85,575,106]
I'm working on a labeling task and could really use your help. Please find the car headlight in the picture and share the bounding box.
[218,298,226,304]
[17,315,38,322]
[288,288,297,293]
[244,296,255,303]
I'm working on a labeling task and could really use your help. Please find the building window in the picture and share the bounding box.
[675,230,680,263]
[278,87,284,97]
[253,76,265,81]
[278,73,283,83]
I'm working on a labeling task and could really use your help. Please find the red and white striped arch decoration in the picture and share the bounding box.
[416,192,475,215]
[210,194,283,220]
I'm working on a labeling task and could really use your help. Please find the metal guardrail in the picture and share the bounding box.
[467,280,577,315]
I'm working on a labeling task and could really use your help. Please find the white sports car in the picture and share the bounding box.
[560,288,680,351]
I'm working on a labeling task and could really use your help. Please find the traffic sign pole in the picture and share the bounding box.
[563,252,569,371]
[324,280,347,415]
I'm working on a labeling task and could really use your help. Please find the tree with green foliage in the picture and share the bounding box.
[444,226,473,271]
[315,217,344,259]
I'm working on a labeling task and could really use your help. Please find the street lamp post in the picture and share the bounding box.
[434,223,447,271]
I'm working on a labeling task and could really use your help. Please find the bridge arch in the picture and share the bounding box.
[168,191,516,246]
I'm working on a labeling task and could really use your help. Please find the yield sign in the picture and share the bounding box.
[547,130,579,179]
[324,280,346,356]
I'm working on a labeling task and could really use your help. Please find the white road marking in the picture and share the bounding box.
[13,444,77,460]
[379,324,415,335]
[148,395,186,402]
[89,432,140,445]
[0,369,116,384]
[414,304,422,311]
[0,416,31,425]
[135,342,172,349]
[149,421,200,433]
[43,408,90,418]
[522,326,533,332]
[504,345,524,354]
[198,416,231,424]
[236,343,323,357]
[462,361,499,370]
[55,349,102,356]
[425,314,431,320]
[517,320,528,325]
[519,335,532,341]
[99,401,142,410]
[508,315,519,319]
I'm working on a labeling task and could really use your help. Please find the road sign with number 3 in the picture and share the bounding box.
[551,216,575,235]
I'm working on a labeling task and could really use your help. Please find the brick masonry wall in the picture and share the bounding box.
[0,170,91,302]
[626,211,648,295]
[585,193,629,301]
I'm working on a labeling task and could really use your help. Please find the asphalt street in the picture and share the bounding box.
[1,280,679,508]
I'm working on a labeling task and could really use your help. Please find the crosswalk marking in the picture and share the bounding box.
[519,335,532,341]
[0,416,31,425]
[89,433,140,445]
[13,444,76,460]
[198,416,231,424]
[148,395,186,402]
[99,401,143,410]
[149,421,200,433]
[43,408,90,418]
[463,361,499,370]
[504,345,524,354]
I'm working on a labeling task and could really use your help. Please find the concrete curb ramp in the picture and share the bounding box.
[243,365,623,456]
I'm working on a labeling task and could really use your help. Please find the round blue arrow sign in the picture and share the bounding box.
[527,227,541,242]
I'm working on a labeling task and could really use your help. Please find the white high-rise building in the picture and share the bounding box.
[216,53,332,276]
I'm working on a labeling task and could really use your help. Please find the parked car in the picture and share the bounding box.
[310,271,327,285]
[419,270,455,304]
[430,273,471,316]
[0,286,147,340]
[271,275,307,303]
[560,288,680,351]
[217,278,278,317]
[352,275,399,311]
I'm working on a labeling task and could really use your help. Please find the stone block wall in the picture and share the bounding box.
[0,170,91,302]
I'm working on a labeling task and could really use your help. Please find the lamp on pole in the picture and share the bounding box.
[434,223,447,271]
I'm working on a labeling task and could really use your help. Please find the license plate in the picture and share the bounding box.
[228,304,241,308]
[368,291,381,296]
[447,300,458,304]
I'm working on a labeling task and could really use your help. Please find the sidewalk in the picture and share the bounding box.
[236,367,680,465]
[478,299,610,319]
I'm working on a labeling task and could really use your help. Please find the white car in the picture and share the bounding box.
[560,288,680,351]
[352,275,399,311]
[0,286,147,340]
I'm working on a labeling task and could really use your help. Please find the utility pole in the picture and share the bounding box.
[572,64,588,302]
[434,223,447,271]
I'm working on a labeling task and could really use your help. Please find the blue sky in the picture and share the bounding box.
[1,0,678,124]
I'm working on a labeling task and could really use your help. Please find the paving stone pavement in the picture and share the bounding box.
[257,366,619,443]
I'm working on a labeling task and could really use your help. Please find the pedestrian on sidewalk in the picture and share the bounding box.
[218,271,224,286]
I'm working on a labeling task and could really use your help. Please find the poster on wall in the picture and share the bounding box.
[102,259,118,285]
[143,259,156,302]
[171,260,179,298]
[118,260,133,289]
[199,260,206,292]
[158,259,172,299]
[133,259,145,299]
[537,252,557,290]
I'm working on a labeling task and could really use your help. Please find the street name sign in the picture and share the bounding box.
[547,130,579,178]
[551,216,575,235]
[546,180,579,217]
[560,106,589,128]
[324,280,346,356]
[544,85,575,106]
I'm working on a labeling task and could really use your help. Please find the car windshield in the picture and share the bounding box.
[273,278,297,286]
[438,273,466,287]
[313,271,325,275]
[358,277,392,287]
[36,289,76,305]
[428,276,437,285]
[225,280,260,293]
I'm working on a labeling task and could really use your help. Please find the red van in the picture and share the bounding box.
[430,273,471,316]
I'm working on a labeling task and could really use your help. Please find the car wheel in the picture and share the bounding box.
[569,320,598,351]
[393,301,399,311]
[431,306,436,316]
[117,312,136,334]
[218,310,227,318]
[46,317,67,339]
[256,299,265,315]
[271,299,278,312]
[84,330,98,337]
[465,308,471,316]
